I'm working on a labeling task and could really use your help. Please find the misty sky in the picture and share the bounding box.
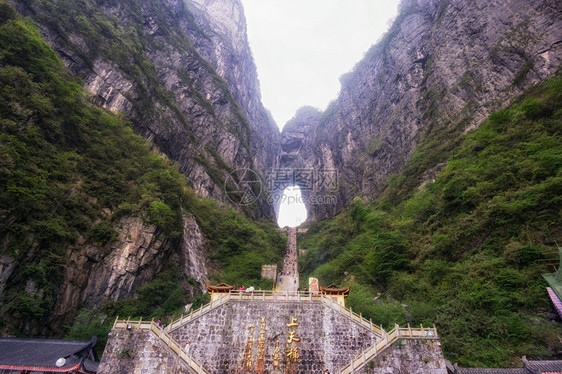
[277,186,308,228]
[241,0,400,129]
[240,0,401,227]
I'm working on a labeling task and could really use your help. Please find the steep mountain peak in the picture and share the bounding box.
[281,107,321,159]
[279,0,562,221]
[186,0,247,54]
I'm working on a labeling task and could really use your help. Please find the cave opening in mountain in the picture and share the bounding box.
[277,186,307,228]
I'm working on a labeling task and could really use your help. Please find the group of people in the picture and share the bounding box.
[280,248,297,282]
[278,229,299,290]
[238,285,255,292]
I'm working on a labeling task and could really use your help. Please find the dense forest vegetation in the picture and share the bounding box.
[12,0,269,219]
[1,0,562,367]
[0,2,284,351]
[300,72,562,367]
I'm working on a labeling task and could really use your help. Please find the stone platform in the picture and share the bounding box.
[98,293,447,373]
[170,299,378,372]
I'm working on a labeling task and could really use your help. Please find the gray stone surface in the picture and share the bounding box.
[367,339,448,374]
[261,265,277,280]
[178,215,209,291]
[0,256,15,303]
[51,217,172,331]
[169,300,380,373]
[98,329,194,374]
[50,215,206,333]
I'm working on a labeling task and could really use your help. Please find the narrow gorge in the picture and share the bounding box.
[0,0,561,368]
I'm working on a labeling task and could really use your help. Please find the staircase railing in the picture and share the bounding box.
[318,294,382,337]
[337,323,439,374]
[165,290,383,338]
[112,317,209,374]
[166,293,232,332]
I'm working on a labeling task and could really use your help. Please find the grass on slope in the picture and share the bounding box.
[300,73,562,367]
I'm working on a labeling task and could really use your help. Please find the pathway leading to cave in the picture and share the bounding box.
[278,227,299,292]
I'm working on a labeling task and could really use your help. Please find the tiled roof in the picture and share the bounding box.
[456,369,528,374]
[546,287,562,318]
[453,359,562,374]
[0,337,94,370]
[528,359,562,373]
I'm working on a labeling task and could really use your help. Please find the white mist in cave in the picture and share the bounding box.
[277,186,307,227]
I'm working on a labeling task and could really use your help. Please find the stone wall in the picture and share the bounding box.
[98,301,449,373]
[261,264,277,280]
[169,300,380,373]
[98,329,194,374]
[366,339,448,374]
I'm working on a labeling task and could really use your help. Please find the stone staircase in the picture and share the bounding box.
[112,317,209,374]
[105,294,445,373]
[337,323,439,373]
[166,290,383,339]
[319,293,383,337]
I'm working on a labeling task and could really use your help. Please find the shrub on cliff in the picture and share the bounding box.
[300,73,562,367]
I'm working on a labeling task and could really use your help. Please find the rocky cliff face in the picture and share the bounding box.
[1,0,281,337]
[3,0,561,339]
[39,215,207,333]
[16,0,561,224]
[177,214,208,291]
[280,0,562,221]
[11,0,279,219]
[183,0,281,175]
[274,107,322,216]
[49,217,170,331]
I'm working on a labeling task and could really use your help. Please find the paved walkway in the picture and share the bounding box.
[278,227,299,292]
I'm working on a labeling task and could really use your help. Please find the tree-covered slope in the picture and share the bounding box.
[8,0,279,219]
[300,73,562,367]
[0,2,284,339]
